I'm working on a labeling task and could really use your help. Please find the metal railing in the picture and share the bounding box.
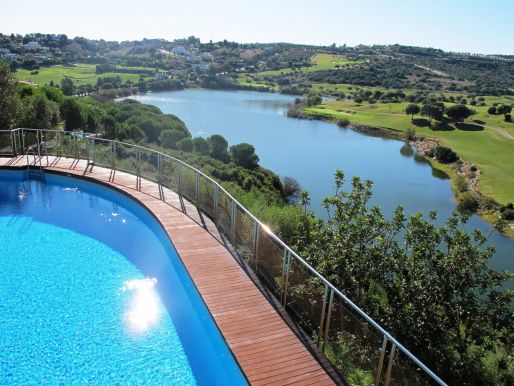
[0,128,447,386]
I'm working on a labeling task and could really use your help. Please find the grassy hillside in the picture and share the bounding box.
[14,64,149,86]
[258,53,362,76]
[304,100,514,205]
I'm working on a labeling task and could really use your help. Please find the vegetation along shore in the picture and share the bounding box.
[287,91,514,238]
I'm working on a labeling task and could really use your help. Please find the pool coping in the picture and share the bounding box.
[1,156,341,386]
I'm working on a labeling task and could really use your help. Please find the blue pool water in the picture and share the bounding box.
[0,170,247,385]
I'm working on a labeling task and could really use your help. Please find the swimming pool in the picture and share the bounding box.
[0,170,247,385]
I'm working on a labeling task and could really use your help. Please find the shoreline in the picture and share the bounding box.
[290,108,514,240]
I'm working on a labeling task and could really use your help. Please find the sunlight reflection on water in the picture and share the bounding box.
[121,277,160,333]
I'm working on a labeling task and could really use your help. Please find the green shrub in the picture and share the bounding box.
[434,146,459,163]
[176,137,193,152]
[337,118,350,127]
[458,192,479,212]
[501,209,514,221]
[242,177,254,192]
[455,175,468,192]
[405,128,416,141]
[500,204,514,220]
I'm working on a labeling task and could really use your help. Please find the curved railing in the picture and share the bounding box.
[0,128,447,386]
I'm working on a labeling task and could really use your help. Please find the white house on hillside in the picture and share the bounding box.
[1,53,17,62]
[155,71,170,79]
[24,41,41,51]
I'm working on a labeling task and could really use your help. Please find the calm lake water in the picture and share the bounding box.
[130,89,513,284]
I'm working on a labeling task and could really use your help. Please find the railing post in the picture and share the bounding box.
[158,153,163,200]
[177,163,182,195]
[375,335,389,386]
[195,171,200,204]
[317,284,329,346]
[252,220,259,267]
[230,199,237,243]
[281,251,292,306]
[10,130,15,157]
[111,141,116,170]
[136,147,141,190]
[36,130,42,169]
[322,288,334,352]
[384,342,397,386]
[213,184,220,222]
[87,136,91,167]
[21,129,26,156]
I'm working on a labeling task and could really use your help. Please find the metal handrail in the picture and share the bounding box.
[0,128,447,385]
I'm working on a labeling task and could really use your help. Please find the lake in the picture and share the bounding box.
[129,89,513,284]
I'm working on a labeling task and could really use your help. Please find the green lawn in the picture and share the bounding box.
[258,53,362,76]
[15,63,148,86]
[235,74,279,91]
[304,100,514,205]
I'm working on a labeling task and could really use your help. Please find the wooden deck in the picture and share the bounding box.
[0,155,339,386]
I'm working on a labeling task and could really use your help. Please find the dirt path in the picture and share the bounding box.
[485,125,514,140]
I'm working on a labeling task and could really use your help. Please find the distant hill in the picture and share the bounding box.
[1,32,513,96]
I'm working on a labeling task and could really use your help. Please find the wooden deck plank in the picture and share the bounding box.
[0,155,337,385]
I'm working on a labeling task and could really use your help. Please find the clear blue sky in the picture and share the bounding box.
[2,0,513,54]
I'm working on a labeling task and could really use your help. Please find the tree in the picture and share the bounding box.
[176,137,193,152]
[282,176,301,203]
[446,104,475,122]
[405,103,420,120]
[192,137,209,155]
[230,143,259,169]
[208,134,230,162]
[116,123,145,142]
[295,170,513,385]
[61,97,85,130]
[159,129,186,149]
[0,61,20,129]
[299,191,310,215]
[433,146,459,163]
[421,102,445,122]
[496,104,512,121]
[487,106,497,115]
[101,115,117,138]
[305,91,322,107]
[18,93,59,130]
[60,77,75,96]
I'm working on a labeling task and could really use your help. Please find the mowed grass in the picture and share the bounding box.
[15,63,146,86]
[258,53,362,76]
[304,100,514,205]
[236,74,279,91]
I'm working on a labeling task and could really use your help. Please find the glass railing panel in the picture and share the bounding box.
[233,207,254,264]
[0,131,12,156]
[325,294,384,386]
[114,142,138,175]
[285,257,326,339]
[138,147,159,183]
[39,130,59,158]
[74,133,89,160]
[161,157,179,191]
[55,132,76,158]
[92,139,113,169]
[180,166,196,202]
[256,229,285,296]
[216,190,232,238]
[198,175,215,218]
[22,130,38,155]
[12,130,23,156]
